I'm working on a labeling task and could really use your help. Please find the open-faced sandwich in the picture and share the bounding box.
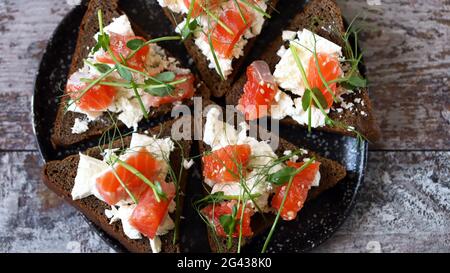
[196,106,347,252]
[51,0,208,148]
[226,0,380,141]
[43,117,192,253]
[158,0,279,97]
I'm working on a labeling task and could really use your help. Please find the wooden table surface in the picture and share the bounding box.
[0,0,449,253]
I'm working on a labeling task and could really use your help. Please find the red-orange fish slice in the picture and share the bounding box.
[95,148,164,205]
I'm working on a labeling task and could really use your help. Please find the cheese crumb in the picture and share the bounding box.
[183,159,194,170]
[71,118,89,134]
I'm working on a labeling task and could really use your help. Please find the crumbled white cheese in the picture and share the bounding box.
[283,150,299,162]
[105,204,142,239]
[115,97,144,131]
[203,107,239,150]
[282,30,297,41]
[149,236,162,253]
[156,214,175,236]
[204,108,285,211]
[270,90,294,120]
[157,0,187,13]
[71,118,89,134]
[129,133,175,161]
[274,29,342,96]
[183,159,194,169]
[290,98,329,128]
[66,100,103,121]
[341,101,354,110]
[203,108,322,214]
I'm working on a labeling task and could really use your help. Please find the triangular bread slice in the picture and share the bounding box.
[160,0,280,98]
[225,0,380,141]
[43,117,192,253]
[51,0,209,148]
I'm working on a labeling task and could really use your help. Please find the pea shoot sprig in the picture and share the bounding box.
[66,9,185,119]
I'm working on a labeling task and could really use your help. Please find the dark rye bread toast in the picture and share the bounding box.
[196,109,347,252]
[43,118,192,253]
[51,0,210,148]
[161,0,280,98]
[225,0,381,142]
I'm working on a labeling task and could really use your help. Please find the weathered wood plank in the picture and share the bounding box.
[1,150,448,252]
[337,0,450,150]
[314,151,450,253]
[0,151,112,253]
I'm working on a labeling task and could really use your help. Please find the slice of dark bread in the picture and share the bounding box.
[225,0,381,142]
[196,107,347,253]
[51,0,210,148]
[43,117,192,253]
[161,0,280,98]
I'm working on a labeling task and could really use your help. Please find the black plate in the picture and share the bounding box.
[33,0,368,253]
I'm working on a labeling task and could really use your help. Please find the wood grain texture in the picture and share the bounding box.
[314,151,450,253]
[0,151,112,253]
[336,0,450,150]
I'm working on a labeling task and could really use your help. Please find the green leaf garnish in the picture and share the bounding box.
[346,75,367,88]
[219,204,239,249]
[143,77,175,97]
[311,87,328,109]
[302,88,312,111]
[155,71,176,82]
[126,39,145,50]
[98,33,110,51]
[219,214,235,235]
[267,167,298,186]
[94,63,111,73]
[144,85,174,97]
